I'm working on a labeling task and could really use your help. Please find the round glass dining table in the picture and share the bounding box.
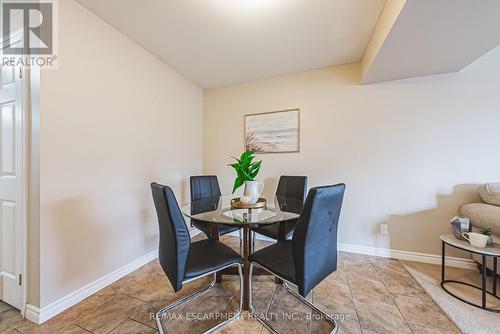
[181,194,302,226]
[181,194,303,310]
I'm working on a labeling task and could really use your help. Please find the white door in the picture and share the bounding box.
[0,64,25,310]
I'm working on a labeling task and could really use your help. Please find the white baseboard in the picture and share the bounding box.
[24,249,159,325]
[338,243,477,270]
[24,304,41,324]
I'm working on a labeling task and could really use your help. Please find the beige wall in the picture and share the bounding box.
[37,0,203,307]
[204,46,500,258]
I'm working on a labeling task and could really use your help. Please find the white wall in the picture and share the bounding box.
[204,46,500,258]
[37,0,203,307]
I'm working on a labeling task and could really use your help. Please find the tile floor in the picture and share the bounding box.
[0,235,464,334]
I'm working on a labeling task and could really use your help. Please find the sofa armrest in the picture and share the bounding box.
[460,203,500,236]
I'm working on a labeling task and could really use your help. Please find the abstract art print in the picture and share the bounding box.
[245,109,300,153]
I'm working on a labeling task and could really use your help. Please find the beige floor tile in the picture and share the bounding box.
[313,299,358,321]
[129,298,176,329]
[342,260,380,282]
[179,284,234,315]
[340,252,371,266]
[76,294,144,334]
[310,305,349,333]
[220,235,242,253]
[130,259,166,279]
[1,316,38,334]
[377,271,425,295]
[265,304,311,334]
[85,268,152,307]
[254,240,273,252]
[0,301,16,314]
[219,276,241,297]
[214,315,263,334]
[409,323,461,334]
[85,281,126,306]
[354,301,412,334]
[310,312,337,334]
[87,261,166,307]
[1,329,22,334]
[348,276,393,305]
[392,294,460,332]
[0,303,25,333]
[108,319,157,334]
[21,301,97,334]
[325,267,348,285]
[248,278,276,314]
[314,279,353,307]
[270,284,313,314]
[120,273,177,302]
[369,257,409,276]
[335,319,362,334]
[59,325,93,333]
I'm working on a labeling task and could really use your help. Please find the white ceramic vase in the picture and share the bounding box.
[240,181,264,205]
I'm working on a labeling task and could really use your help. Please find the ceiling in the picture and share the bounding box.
[362,0,500,84]
[77,0,386,88]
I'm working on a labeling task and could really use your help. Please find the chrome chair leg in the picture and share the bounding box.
[249,263,338,334]
[156,263,244,334]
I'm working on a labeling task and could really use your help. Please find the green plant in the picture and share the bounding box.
[228,150,262,194]
[479,227,492,236]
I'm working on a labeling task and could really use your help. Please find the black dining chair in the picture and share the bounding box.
[249,184,346,334]
[190,176,241,240]
[252,176,307,246]
[151,183,244,333]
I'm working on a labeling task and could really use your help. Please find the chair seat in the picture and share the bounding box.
[185,239,243,280]
[252,220,297,240]
[249,241,296,284]
[192,220,240,238]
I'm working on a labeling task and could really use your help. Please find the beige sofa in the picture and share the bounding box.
[460,183,500,275]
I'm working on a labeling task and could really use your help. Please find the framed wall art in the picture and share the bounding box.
[244,109,300,153]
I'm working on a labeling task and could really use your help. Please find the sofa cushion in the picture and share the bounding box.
[460,203,500,236]
[478,183,500,206]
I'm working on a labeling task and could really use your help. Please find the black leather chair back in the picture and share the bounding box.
[190,175,222,201]
[151,183,191,292]
[292,184,346,296]
[276,176,308,202]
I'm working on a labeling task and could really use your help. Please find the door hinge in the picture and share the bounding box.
[18,274,22,286]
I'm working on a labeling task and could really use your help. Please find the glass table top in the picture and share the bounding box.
[181,195,302,226]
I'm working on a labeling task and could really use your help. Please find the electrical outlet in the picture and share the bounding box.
[380,224,389,235]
